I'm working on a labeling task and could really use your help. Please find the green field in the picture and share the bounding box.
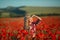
[0,6,60,17]
[20,6,60,14]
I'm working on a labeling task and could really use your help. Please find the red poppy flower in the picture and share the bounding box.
[21,30,28,36]
[1,32,6,38]
[37,33,45,38]
[17,30,23,38]
[8,32,14,37]
[50,34,56,40]
[20,37,25,40]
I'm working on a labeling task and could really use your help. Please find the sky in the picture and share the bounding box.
[0,0,60,8]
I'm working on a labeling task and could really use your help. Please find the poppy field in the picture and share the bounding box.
[0,16,60,40]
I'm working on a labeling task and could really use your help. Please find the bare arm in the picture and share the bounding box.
[32,15,42,20]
